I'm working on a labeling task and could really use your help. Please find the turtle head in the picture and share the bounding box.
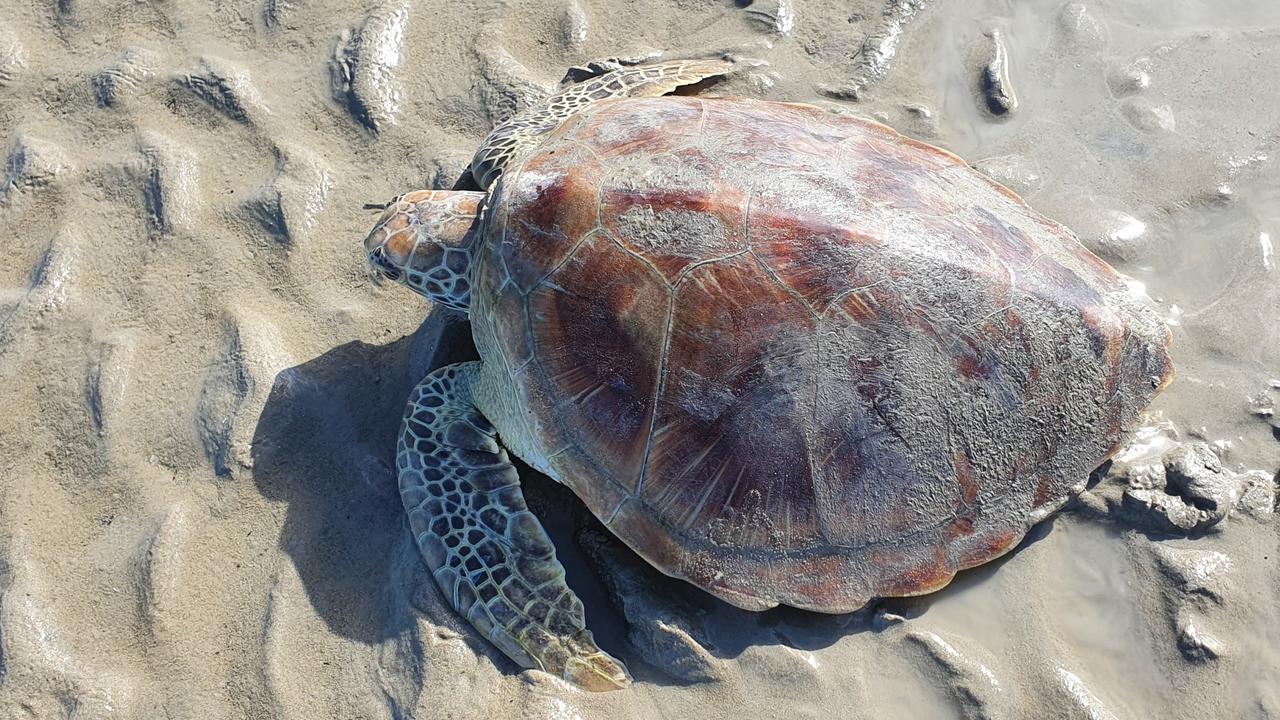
[363,189,485,312]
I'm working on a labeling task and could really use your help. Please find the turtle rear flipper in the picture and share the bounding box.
[471,58,732,188]
[398,361,631,691]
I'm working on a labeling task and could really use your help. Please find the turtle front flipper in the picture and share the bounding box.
[398,361,631,691]
[471,57,733,188]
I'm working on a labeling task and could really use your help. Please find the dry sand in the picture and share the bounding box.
[1,0,1278,717]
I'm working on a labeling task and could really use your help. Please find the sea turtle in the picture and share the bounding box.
[362,59,1173,690]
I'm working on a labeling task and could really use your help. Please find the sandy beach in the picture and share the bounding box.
[0,0,1277,717]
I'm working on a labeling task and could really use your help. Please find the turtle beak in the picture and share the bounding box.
[365,254,388,286]
[367,245,403,283]
[364,196,414,284]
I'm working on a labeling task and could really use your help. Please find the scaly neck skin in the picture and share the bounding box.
[364,190,485,313]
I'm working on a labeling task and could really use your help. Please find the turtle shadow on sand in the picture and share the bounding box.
[248,310,632,668]
[249,306,1061,683]
[249,310,476,645]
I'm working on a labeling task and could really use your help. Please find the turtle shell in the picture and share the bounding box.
[471,96,1172,612]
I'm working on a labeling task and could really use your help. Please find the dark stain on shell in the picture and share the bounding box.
[526,233,669,492]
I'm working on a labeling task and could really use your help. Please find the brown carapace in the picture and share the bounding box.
[474,96,1172,612]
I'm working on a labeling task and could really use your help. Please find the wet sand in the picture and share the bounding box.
[0,0,1277,717]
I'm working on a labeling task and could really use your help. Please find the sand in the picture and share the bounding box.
[0,0,1277,717]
